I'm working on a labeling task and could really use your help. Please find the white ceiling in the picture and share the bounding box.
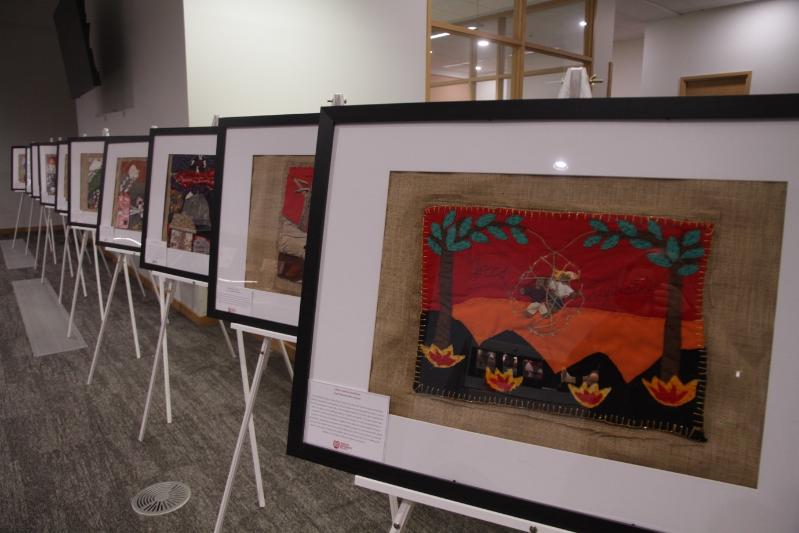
[614,0,758,41]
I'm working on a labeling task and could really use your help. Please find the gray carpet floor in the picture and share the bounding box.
[0,231,513,532]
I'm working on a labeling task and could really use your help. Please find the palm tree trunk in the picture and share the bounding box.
[432,250,454,348]
[660,267,683,380]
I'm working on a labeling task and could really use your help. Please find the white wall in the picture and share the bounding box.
[641,0,799,96]
[182,0,427,124]
[611,38,643,97]
[0,0,77,230]
[75,0,189,136]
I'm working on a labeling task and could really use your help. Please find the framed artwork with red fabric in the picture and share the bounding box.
[139,127,218,282]
[287,96,799,533]
[205,114,319,335]
[418,206,711,440]
[95,136,150,252]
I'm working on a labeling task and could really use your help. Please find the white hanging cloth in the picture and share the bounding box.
[557,67,593,98]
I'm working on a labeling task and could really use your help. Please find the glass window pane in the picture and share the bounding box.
[475,80,496,100]
[522,54,586,99]
[431,0,515,37]
[431,32,508,80]
[430,83,471,102]
[526,0,587,55]
[430,32,472,80]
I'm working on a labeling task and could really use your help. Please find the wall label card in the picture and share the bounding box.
[217,283,254,315]
[305,380,389,463]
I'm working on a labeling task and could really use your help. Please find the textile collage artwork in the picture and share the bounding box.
[112,158,148,231]
[416,206,712,441]
[162,154,216,255]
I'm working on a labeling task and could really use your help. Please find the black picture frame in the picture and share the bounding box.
[38,142,59,207]
[25,145,33,196]
[286,94,799,533]
[138,126,218,283]
[95,135,150,252]
[67,136,107,229]
[55,141,70,214]
[10,145,26,192]
[206,113,319,334]
[30,143,41,200]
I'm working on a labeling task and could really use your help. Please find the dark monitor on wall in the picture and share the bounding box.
[53,0,100,99]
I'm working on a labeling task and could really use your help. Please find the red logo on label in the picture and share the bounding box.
[332,439,351,451]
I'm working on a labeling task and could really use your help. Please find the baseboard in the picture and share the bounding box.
[0,225,63,237]
[104,251,216,327]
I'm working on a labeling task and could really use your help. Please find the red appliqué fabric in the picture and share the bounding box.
[415,205,713,441]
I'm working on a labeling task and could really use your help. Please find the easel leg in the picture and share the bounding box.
[99,243,111,274]
[236,330,266,507]
[67,232,89,338]
[58,226,69,302]
[161,277,172,424]
[65,225,74,277]
[219,321,237,359]
[40,211,51,283]
[75,228,87,297]
[278,339,294,380]
[91,231,104,319]
[388,496,415,533]
[25,195,34,255]
[122,256,141,359]
[132,264,146,298]
[214,337,271,533]
[86,255,123,385]
[12,193,23,248]
[33,205,43,270]
[138,278,174,442]
[48,212,57,262]
[62,217,74,278]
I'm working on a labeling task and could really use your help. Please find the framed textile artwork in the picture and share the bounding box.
[25,146,32,195]
[286,95,799,533]
[55,142,69,214]
[68,137,106,228]
[38,143,58,207]
[31,144,40,199]
[140,127,218,282]
[206,113,319,334]
[10,145,26,191]
[96,136,149,252]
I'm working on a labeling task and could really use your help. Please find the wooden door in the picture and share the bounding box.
[679,71,752,96]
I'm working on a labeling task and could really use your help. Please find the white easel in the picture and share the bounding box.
[86,248,147,383]
[38,207,59,282]
[213,324,295,533]
[32,199,44,268]
[58,220,87,303]
[137,272,237,440]
[11,191,26,249]
[24,195,38,257]
[353,476,568,533]
[66,227,106,336]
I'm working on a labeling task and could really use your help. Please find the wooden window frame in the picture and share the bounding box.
[428,0,596,100]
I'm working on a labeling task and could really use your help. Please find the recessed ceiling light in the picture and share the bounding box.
[477,40,490,47]
[467,25,478,30]
[579,20,588,27]
[553,160,568,171]
[475,65,482,71]
[431,32,450,39]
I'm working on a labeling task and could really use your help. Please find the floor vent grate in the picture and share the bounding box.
[131,481,191,517]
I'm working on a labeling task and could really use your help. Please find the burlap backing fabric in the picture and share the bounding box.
[368,172,786,488]
[245,155,315,297]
